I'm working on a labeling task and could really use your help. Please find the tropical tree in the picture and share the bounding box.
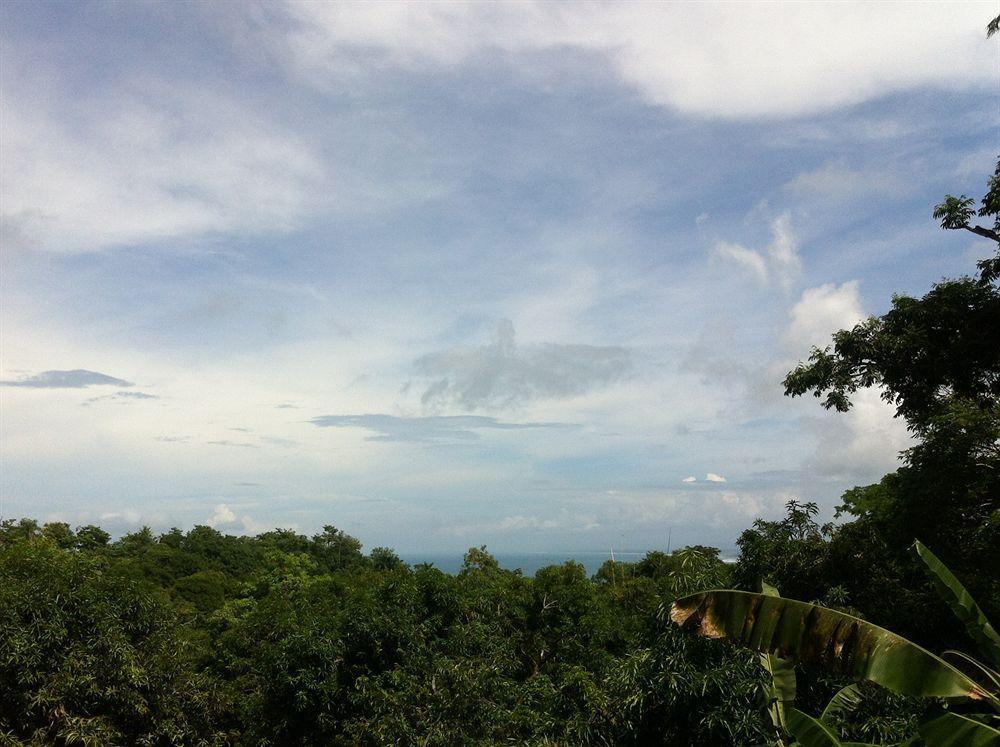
[0,539,223,744]
[780,152,1000,650]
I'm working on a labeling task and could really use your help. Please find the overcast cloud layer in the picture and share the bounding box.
[1,1,996,553]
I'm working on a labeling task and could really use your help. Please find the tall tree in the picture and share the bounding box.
[780,158,1000,648]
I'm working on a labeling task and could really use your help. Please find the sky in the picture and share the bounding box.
[1,1,997,554]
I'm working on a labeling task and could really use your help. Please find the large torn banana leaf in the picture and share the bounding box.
[670,590,991,701]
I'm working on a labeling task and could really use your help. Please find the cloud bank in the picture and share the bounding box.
[1,370,132,389]
[415,320,631,410]
[310,413,575,443]
[271,1,993,118]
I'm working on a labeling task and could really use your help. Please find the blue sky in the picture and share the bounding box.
[1,1,997,553]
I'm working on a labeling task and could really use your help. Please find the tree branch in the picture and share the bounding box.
[965,225,1000,243]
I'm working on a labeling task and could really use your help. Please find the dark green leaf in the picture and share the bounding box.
[919,712,1000,746]
[787,708,842,746]
[912,541,1000,668]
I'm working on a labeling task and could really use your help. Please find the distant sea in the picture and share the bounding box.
[398,551,737,577]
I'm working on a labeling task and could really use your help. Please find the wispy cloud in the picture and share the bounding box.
[206,440,259,449]
[2,80,323,253]
[1,369,132,388]
[415,320,631,410]
[310,413,575,443]
[84,390,158,405]
[712,242,769,285]
[712,213,801,291]
[785,159,909,201]
[444,513,600,537]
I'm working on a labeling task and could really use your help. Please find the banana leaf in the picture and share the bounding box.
[761,582,797,734]
[670,590,991,702]
[821,683,864,724]
[912,541,1000,668]
[787,708,842,745]
[918,712,1000,746]
[940,650,1000,699]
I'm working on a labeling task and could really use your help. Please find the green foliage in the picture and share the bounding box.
[40,521,75,549]
[0,526,777,744]
[759,582,796,741]
[0,540,223,744]
[934,194,977,230]
[734,500,834,603]
[782,280,1000,427]
[74,524,111,550]
[932,156,999,278]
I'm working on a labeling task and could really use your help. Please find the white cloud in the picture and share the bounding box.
[269,2,993,119]
[785,281,865,356]
[803,388,911,482]
[206,503,236,527]
[681,476,697,483]
[705,473,727,483]
[204,503,270,534]
[720,492,762,516]
[498,515,561,531]
[574,487,791,533]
